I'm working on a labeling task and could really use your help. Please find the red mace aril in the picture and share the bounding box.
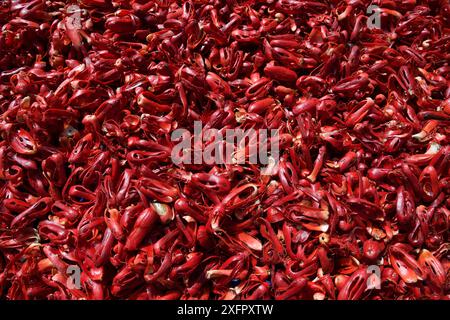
[363,240,385,262]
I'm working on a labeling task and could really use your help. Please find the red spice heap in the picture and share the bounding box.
[0,1,449,300]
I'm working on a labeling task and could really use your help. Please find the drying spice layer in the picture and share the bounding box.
[0,0,449,300]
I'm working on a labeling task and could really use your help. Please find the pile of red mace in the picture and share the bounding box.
[0,0,449,300]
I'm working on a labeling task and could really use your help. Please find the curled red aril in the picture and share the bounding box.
[389,245,425,284]
[10,129,37,155]
[264,65,298,83]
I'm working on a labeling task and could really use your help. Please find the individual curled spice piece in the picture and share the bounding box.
[10,129,37,155]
